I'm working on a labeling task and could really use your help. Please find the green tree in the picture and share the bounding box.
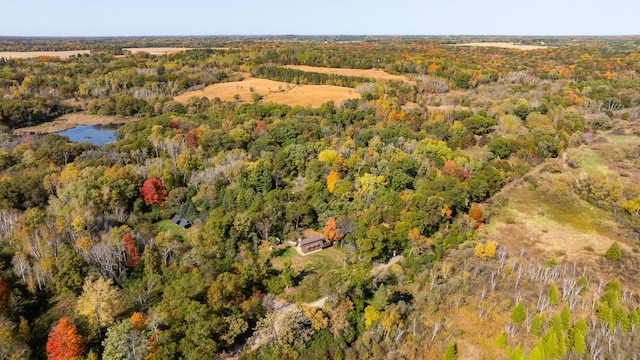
[569,318,587,354]
[444,342,457,360]
[548,284,559,306]
[488,137,512,159]
[102,320,147,360]
[511,300,526,324]
[604,242,622,261]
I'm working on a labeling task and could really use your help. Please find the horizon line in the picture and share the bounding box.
[1,34,640,38]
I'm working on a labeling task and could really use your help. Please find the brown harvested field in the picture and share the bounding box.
[122,47,194,55]
[284,65,411,82]
[13,112,133,134]
[453,42,547,50]
[174,76,359,108]
[0,50,91,59]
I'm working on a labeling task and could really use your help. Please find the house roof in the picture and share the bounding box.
[300,235,324,246]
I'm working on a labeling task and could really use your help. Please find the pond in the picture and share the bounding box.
[56,125,117,146]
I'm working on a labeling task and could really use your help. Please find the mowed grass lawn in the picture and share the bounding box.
[271,246,344,273]
[156,219,198,242]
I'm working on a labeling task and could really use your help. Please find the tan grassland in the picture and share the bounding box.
[123,47,230,55]
[122,47,194,55]
[0,50,91,59]
[174,75,359,108]
[13,112,132,134]
[283,65,411,82]
[453,42,547,50]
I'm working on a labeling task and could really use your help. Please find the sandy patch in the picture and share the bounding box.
[452,42,547,50]
[13,112,133,134]
[175,76,359,108]
[284,65,411,82]
[0,50,91,59]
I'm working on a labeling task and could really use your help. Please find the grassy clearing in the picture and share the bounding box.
[272,246,345,303]
[271,246,344,273]
[156,219,195,240]
[175,75,359,108]
[487,181,620,266]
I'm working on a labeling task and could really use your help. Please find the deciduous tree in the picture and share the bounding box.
[46,318,84,360]
[140,178,167,206]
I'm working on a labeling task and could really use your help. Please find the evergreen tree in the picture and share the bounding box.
[444,342,457,360]
[511,300,526,324]
[548,284,559,306]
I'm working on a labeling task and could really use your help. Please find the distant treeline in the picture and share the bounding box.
[252,65,373,88]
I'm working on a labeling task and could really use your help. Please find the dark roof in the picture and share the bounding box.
[300,235,323,246]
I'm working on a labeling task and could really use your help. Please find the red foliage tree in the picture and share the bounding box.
[123,234,140,267]
[46,317,85,360]
[140,178,167,206]
[0,278,10,315]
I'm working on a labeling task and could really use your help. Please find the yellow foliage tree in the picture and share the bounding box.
[76,277,122,336]
[475,241,496,260]
[364,305,380,329]
[318,149,338,164]
[474,243,486,259]
[485,241,496,259]
[326,171,339,193]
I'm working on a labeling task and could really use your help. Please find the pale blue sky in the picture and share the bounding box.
[0,0,638,36]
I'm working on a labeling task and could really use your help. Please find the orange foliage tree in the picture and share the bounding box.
[322,217,343,242]
[469,203,485,228]
[123,234,140,267]
[46,317,85,360]
[140,178,167,206]
[130,312,147,330]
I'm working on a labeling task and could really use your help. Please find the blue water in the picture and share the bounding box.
[56,125,116,146]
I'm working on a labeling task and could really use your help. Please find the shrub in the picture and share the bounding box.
[604,242,622,261]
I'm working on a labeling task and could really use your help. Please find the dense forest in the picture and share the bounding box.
[1,36,640,359]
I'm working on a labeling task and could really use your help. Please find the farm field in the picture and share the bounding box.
[453,42,547,50]
[122,47,194,55]
[284,65,411,82]
[174,75,360,107]
[0,50,91,59]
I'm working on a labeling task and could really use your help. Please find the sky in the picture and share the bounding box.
[0,0,638,37]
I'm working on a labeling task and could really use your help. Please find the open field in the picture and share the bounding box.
[123,47,230,55]
[452,42,547,50]
[175,75,360,108]
[0,50,91,59]
[284,65,411,82]
[123,47,194,55]
[13,112,133,134]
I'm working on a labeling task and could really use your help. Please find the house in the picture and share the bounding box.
[298,235,326,255]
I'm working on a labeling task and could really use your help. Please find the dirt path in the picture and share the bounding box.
[371,255,403,277]
[227,257,400,358]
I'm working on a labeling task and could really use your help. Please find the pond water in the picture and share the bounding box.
[56,125,117,146]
